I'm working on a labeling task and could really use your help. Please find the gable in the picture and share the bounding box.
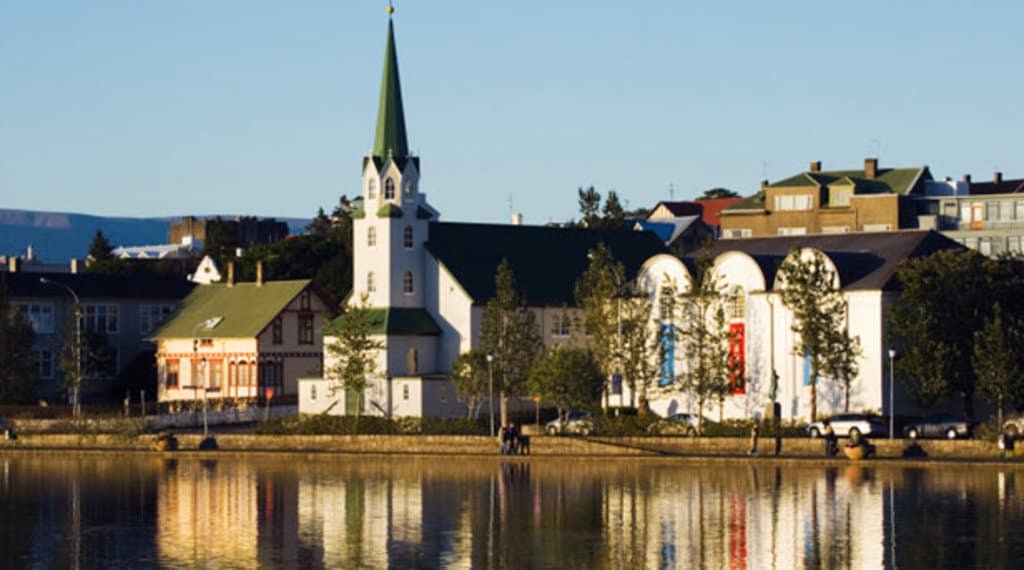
[151,280,313,339]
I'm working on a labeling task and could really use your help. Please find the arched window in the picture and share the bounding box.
[367,178,377,199]
[367,271,376,293]
[403,226,413,249]
[727,286,745,321]
[403,271,414,295]
[384,178,395,199]
[367,226,377,247]
[404,180,413,196]
[407,348,418,375]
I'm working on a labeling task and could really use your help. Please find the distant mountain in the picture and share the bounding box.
[0,209,310,263]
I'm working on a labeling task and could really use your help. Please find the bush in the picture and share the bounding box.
[973,418,1003,442]
[592,414,659,437]
[254,415,489,436]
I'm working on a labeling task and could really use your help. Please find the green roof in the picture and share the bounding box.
[425,222,667,306]
[151,280,311,339]
[372,19,409,160]
[768,167,925,195]
[726,192,766,211]
[326,307,441,336]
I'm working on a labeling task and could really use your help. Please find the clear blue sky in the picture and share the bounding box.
[2,1,1022,225]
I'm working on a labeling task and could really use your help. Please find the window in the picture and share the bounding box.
[298,314,314,345]
[403,226,413,249]
[238,360,251,386]
[822,226,850,234]
[310,383,317,401]
[724,229,751,238]
[139,304,174,334]
[209,360,223,389]
[979,237,992,256]
[35,350,54,379]
[403,271,414,295]
[985,201,999,221]
[1009,236,1022,254]
[165,359,180,388]
[830,189,852,207]
[367,178,377,199]
[403,384,410,401]
[367,272,376,293]
[551,313,571,337]
[384,178,395,199]
[16,303,54,333]
[726,288,745,321]
[81,304,119,334]
[777,227,807,236]
[862,224,892,232]
[272,317,283,345]
[407,348,418,375]
[1001,201,1014,221]
[404,180,413,196]
[774,194,812,211]
[367,226,377,247]
[1016,200,1024,221]
[300,291,311,311]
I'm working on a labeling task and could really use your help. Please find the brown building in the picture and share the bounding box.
[720,159,931,238]
[169,216,289,248]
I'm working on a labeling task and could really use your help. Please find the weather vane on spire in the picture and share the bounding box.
[387,1,394,15]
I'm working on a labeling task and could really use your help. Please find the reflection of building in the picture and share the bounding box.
[157,460,259,567]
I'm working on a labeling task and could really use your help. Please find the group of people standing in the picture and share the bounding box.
[499,423,530,455]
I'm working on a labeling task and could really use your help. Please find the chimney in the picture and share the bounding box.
[511,213,523,226]
[256,261,264,286]
[963,174,972,184]
[809,161,822,172]
[226,261,235,287]
[760,179,769,190]
[8,257,20,272]
[864,158,878,180]
[994,171,1003,184]
[69,259,81,274]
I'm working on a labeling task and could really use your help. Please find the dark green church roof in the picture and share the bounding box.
[326,307,441,336]
[425,222,667,306]
[372,19,409,160]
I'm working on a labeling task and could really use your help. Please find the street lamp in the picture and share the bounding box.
[193,316,223,438]
[40,278,82,418]
[486,354,494,437]
[888,347,896,440]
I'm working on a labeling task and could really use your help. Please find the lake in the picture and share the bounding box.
[1,453,1022,568]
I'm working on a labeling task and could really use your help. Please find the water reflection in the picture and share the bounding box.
[2,454,1024,568]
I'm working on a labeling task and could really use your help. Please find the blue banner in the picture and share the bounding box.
[611,374,622,395]
[659,324,675,386]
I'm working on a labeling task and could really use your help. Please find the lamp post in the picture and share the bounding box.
[888,347,896,440]
[486,354,495,437]
[40,278,82,418]
[193,317,223,438]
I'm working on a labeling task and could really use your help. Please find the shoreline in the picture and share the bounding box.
[2,433,1022,466]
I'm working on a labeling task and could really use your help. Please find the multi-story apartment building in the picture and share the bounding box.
[912,173,1024,256]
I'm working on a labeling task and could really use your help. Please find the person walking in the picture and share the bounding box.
[748,423,760,456]
[823,420,838,457]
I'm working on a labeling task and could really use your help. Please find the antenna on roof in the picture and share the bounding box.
[669,183,675,201]
[871,139,881,158]
[507,193,514,216]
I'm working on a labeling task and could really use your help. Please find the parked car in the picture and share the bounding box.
[806,413,887,438]
[1002,415,1024,439]
[903,413,975,440]
[647,413,712,436]
[545,411,594,436]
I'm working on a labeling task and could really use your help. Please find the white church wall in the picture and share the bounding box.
[385,336,439,377]
[428,259,474,374]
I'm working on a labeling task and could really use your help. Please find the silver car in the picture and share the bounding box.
[806,413,887,438]
[545,411,594,436]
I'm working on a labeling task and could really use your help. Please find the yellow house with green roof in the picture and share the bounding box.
[151,274,336,403]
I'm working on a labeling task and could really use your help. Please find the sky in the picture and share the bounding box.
[2,1,1023,226]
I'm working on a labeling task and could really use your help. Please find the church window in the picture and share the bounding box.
[367,272,376,293]
[407,348,418,375]
[551,313,571,337]
[368,178,377,199]
[368,226,377,247]
[403,271,414,295]
[385,178,396,200]
[403,226,413,249]
[403,384,410,401]
[404,180,413,196]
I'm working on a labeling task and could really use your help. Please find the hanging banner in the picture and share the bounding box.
[611,374,622,395]
[659,324,675,386]
[728,323,746,394]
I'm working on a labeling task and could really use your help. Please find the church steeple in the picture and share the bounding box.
[373,17,409,159]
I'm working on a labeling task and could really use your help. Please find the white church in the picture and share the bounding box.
[300,13,963,422]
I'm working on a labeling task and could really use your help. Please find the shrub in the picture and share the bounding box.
[592,414,659,437]
[254,415,490,436]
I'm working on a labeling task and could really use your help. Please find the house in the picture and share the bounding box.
[151,266,336,403]
[631,230,965,422]
[299,15,665,418]
[636,201,715,251]
[1,267,195,401]
[911,172,1024,256]
[720,159,932,238]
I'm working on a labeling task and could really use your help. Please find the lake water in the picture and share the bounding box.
[1,453,1023,569]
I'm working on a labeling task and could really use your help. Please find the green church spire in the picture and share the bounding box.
[372,17,409,159]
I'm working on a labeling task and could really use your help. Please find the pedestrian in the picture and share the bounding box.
[823,420,837,457]
[748,423,760,456]
[498,424,508,455]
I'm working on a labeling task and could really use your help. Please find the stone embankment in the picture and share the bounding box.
[1,433,1021,462]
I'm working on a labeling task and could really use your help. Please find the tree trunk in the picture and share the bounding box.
[844,383,850,412]
[998,398,1004,431]
[810,366,818,422]
[697,395,705,436]
[500,391,508,427]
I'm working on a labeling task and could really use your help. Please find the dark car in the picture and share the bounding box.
[903,413,975,440]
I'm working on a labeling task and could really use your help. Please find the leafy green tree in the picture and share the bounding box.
[577,186,602,228]
[323,293,384,417]
[601,191,626,229]
[618,290,658,413]
[697,188,739,200]
[888,250,995,415]
[825,326,862,412]
[527,346,603,418]
[450,349,491,419]
[0,281,37,403]
[672,250,733,433]
[203,217,241,264]
[307,207,333,237]
[479,260,543,425]
[575,244,623,407]
[778,249,858,421]
[973,304,1024,428]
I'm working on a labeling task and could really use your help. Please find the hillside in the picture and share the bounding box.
[0,209,309,263]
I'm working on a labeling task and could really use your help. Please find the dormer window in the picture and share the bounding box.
[384,178,396,200]
[367,178,377,199]
[774,194,813,211]
[831,189,852,207]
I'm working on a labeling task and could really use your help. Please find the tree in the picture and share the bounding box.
[697,188,739,200]
[323,293,384,417]
[87,229,115,262]
[450,349,491,419]
[672,250,734,434]
[203,217,241,264]
[618,290,658,414]
[307,207,333,237]
[0,280,37,403]
[527,347,603,418]
[825,326,861,412]
[973,304,1024,428]
[479,259,543,425]
[575,244,623,408]
[778,249,858,421]
[577,186,602,228]
[601,191,626,229]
